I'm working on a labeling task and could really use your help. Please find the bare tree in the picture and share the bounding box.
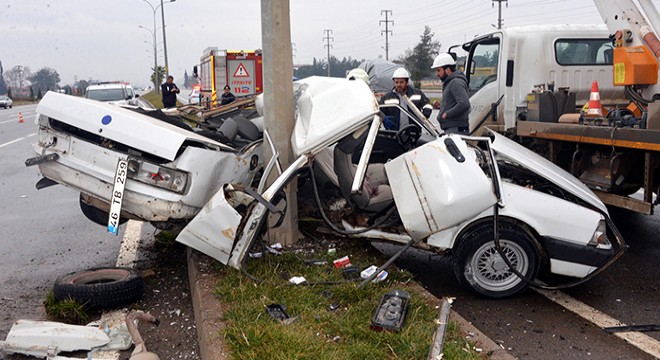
[4,65,32,88]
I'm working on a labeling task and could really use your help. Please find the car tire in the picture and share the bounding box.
[452,222,540,298]
[79,194,128,227]
[53,267,144,309]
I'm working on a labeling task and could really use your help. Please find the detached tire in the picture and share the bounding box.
[54,267,143,309]
[452,223,540,298]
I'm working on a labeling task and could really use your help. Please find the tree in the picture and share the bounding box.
[29,67,60,93]
[151,66,166,93]
[77,79,89,96]
[183,70,190,88]
[7,87,12,99]
[0,61,7,95]
[293,56,363,79]
[400,26,441,88]
[4,65,32,88]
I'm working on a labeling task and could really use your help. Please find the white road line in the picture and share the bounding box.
[94,220,145,360]
[0,133,37,149]
[535,289,660,358]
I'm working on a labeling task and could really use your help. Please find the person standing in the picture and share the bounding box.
[161,75,180,108]
[431,53,471,134]
[379,68,433,130]
[220,85,236,106]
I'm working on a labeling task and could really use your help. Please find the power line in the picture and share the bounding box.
[380,10,393,60]
[492,0,508,29]
[323,29,334,76]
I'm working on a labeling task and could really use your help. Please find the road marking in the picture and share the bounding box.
[0,133,37,149]
[95,220,145,359]
[0,114,35,124]
[535,289,660,358]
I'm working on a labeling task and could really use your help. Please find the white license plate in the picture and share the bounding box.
[107,159,128,235]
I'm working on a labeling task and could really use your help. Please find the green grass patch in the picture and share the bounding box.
[43,291,90,325]
[140,90,184,109]
[215,239,480,359]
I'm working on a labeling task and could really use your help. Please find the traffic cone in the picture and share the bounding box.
[18,112,24,123]
[585,81,603,117]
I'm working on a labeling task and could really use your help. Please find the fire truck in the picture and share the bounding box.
[197,47,263,108]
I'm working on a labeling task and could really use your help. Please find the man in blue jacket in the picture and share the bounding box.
[431,53,471,134]
[379,68,433,131]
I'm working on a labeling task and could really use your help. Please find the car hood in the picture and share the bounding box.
[291,76,379,156]
[37,92,228,161]
[488,130,607,214]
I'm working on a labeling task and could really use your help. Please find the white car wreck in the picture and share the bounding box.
[28,77,625,298]
[27,92,263,232]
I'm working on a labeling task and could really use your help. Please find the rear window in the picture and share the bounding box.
[555,39,613,65]
[86,88,126,102]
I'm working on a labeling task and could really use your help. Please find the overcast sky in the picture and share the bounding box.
[2,0,660,87]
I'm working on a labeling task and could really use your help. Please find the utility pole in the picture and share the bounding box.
[323,29,333,77]
[261,0,299,245]
[160,0,169,76]
[492,0,508,29]
[380,10,393,60]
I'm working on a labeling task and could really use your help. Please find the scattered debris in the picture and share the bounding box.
[249,252,264,259]
[327,303,340,312]
[370,290,410,332]
[289,276,307,285]
[267,243,284,255]
[125,310,161,360]
[327,248,337,255]
[360,265,388,283]
[304,258,327,266]
[342,265,360,280]
[266,304,290,322]
[333,256,352,269]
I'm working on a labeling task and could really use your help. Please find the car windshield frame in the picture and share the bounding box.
[86,88,126,102]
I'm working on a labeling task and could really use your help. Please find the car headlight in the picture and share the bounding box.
[127,159,188,194]
[587,219,612,250]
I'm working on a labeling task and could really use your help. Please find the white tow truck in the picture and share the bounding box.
[461,0,660,215]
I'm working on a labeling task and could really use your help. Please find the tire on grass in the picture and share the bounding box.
[54,267,144,309]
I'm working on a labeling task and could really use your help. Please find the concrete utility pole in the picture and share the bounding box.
[160,0,170,75]
[380,10,393,60]
[323,29,334,77]
[261,0,299,245]
[492,0,508,29]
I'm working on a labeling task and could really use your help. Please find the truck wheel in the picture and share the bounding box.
[54,267,143,309]
[452,223,539,298]
[79,194,127,227]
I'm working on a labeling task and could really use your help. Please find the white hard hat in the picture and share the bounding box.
[431,53,456,69]
[392,67,410,79]
[346,68,370,84]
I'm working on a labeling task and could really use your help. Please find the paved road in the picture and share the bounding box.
[374,207,660,359]
[0,104,124,338]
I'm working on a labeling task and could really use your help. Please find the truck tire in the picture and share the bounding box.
[79,193,127,227]
[452,222,540,298]
[54,267,143,309]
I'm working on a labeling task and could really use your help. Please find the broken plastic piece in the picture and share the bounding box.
[304,258,327,266]
[289,276,307,285]
[342,265,360,280]
[266,304,290,322]
[371,290,410,332]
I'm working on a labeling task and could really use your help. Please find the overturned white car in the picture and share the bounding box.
[28,77,625,298]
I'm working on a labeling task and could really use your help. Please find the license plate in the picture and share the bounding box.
[107,159,128,235]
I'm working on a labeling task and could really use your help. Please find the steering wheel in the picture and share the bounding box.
[396,124,421,150]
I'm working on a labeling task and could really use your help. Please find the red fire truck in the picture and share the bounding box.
[197,47,263,108]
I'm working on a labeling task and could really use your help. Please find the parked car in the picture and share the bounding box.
[0,95,13,109]
[86,82,139,106]
[28,92,263,231]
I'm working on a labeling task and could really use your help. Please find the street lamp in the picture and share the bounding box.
[138,24,158,94]
[141,0,175,77]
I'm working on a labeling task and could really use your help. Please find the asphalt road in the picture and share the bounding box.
[0,104,124,339]
[374,207,660,359]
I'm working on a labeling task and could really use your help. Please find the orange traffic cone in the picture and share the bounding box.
[585,81,603,117]
[18,112,24,123]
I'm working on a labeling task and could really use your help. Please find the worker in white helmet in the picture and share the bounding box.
[379,67,433,131]
[431,53,471,134]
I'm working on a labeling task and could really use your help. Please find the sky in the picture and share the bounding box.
[2,0,660,87]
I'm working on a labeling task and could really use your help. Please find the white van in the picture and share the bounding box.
[86,82,139,106]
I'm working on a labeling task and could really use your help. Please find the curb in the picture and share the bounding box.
[187,248,514,360]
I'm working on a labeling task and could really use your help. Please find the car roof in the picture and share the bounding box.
[87,83,132,90]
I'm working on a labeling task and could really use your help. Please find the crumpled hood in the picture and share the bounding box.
[488,130,607,214]
[37,92,227,161]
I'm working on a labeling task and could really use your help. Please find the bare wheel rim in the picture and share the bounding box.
[466,239,529,292]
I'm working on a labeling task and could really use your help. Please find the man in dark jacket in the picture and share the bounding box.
[379,67,433,131]
[220,85,236,105]
[431,53,471,134]
[161,75,180,108]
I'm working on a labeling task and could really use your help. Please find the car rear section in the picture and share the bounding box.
[29,92,262,224]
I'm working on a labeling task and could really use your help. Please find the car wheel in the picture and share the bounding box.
[452,222,540,298]
[53,267,143,309]
[79,194,128,227]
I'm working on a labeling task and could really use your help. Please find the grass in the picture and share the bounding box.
[214,238,481,359]
[140,90,184,109]
[43,291,90,325]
